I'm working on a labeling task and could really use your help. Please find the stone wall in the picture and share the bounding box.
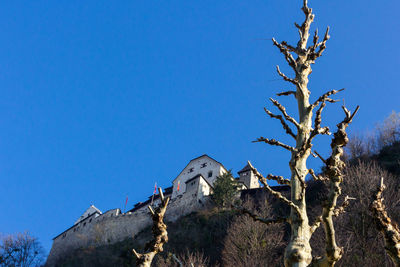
[46,193,208,266]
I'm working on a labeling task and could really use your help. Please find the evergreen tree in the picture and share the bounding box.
[212,170,239,208]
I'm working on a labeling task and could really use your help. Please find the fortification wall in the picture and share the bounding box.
[46,193,208,266]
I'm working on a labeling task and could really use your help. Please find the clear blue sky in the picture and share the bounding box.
[0,0,399,255]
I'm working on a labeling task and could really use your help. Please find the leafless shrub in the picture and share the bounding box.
[346,132,378,159]
[155,250,211,267]
[222,199,285,267]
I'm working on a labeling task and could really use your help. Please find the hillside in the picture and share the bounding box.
[52,138,400,267]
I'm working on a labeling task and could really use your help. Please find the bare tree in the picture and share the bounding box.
[370,178,400,266]
[0,231,45,267]
[132,187,170,267]
[224,199,285,266]
[376,111,400,149]
[243,1,358,266]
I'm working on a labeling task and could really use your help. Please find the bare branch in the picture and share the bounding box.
[234,205,288,225]
[270,98,300,129]
[281,41,297,52]
[247,161,302,216]
[253,137,296,152]
[313,27,330,59]
[332,195,354,217]
[171,253,183,267]
[313,101,330,135]
[133,187,170,267]
[276,65,298,85]
[264,107,296,139]
[314,150,327,164]
[277,90,297,98]
[305,100,331,151]
[309,28,319,53]
[309,196,354,235]
[310,88,344,110]
[308,169,328,182]
[272,38,297,70]
[266,174,291,186]
[342,105,360,124]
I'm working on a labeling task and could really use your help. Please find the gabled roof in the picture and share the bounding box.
[54,205,102,240]
[238,161,254,174]
[172,154,227,183]
[74,205,102,225]
[185,174,214,189]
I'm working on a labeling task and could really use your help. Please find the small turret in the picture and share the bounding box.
[238,161,260,189]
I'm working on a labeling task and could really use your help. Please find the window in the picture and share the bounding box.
[201,163,207,168]
[89,218,92,223]
[208,171,213,178]
[189,168,194,173]
[83,222,86,226]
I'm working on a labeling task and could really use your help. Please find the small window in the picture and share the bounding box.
[201,163,207,168]
[89,218,92,222]
[83,222,86,226]
[208,171,213,178]
[189,168,194,173]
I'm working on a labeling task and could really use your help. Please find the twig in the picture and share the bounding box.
[277,90,297,98]
[314,150,327,164]
[247,161,302,216]
[276,65,298,86]
[171,253,183,267]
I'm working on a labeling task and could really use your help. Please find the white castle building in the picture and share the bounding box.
[46,154,260,266]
